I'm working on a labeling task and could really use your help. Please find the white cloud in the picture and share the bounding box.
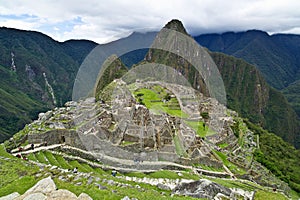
[1,0,300,43]
[0,19,37,30]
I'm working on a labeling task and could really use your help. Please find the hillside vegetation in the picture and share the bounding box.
[195,30,300,118]
[1,26,299,150]
[0,28,95,142]
[211,52,300,148]
[246,120,300,194]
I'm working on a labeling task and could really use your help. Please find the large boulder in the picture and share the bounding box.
[2,177,94,200]
[23,176,56,195]
[172,179,231,199]
[0,192,20,200]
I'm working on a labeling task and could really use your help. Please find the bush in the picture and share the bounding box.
[201,112,209,119]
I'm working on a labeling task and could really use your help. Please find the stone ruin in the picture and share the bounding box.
[25,80,239,168]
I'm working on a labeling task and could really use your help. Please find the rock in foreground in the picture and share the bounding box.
[0,177,92,200]
[172,179,231,199]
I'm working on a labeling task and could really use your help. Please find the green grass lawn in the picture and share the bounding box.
[68,160,90,173]
[133,87,188,118]
[133,85,220,158]
[0,145,40,196]
[206,176,263,191]
[218,143,229,148]
[93,167,108,175]
[173,134,188,157]
[184,120,216,137]
[53,154,72,169]
[121,140,136,146]
[27,153,38,161]
[194,164,225,172]
[1,144,296,200]
[81,163,95,172]
[35,151,49,164]
[204,176,290,200]
[255,190,288,200]
[212,150,246,175]
[43,151,61,167]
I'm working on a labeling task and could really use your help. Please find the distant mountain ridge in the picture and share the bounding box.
[1,21,300,197]
[0,27,97,141]
[0,25,299,149]
[194,30,300,117]
[141,20,299,148]
[195,30,300,89]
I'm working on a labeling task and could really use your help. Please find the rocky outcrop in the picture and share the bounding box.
[172,179,255,199]
[172,179,231,199]
[0,192,20,200]
[0,177,92,200]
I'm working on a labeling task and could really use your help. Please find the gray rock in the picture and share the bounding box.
[50,166,58,170]
[23,192,46,200]
[87,176,94,185]
[76,182,82,186]
[3,177,92,200]
[58,175,66,181]
[172,179,231,199]
[84,97,96,104]
[107,180,115,185]
[38,113,45,121]
[74,175,81,181]
[67,174,74,178]
[95,177,100,182]
[48,189,77,199]
[0,192,20,200]
[65,101,77,107]
[35,173,42,178]
[78,193,93,200]
[121,196,131,200]
[25,176,56,195]
[95,183,107,190]
[157,183,171,191]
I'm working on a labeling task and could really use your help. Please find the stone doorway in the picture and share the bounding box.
[61,136,65,143]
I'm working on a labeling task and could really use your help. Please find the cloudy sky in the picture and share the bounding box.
[0,0,300,43]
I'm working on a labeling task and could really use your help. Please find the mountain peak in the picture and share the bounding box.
[164,19,188,35]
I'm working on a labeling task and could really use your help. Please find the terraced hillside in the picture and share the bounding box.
[3,78,299,199]
[1,140,297,199]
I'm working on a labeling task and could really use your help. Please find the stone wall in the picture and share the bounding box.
[28,129,85,149]
[28,129,68,145]
[158,152,179,162]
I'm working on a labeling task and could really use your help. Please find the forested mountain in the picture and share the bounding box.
[0,28,95,141]
[0,25,299,149]
[194,30,300,116]
[1,20,300,197]
[140,20,300,148]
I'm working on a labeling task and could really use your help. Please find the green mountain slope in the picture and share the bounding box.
[211,53,300,148]
[0,27,92,142]
[246,120,300,194]
[61,39,98,65]
[194,30,300,118]
[1,20,300,199]
[282,80,300,116]
[195,30,300,90]
[94,55,128,100]
[145,48,300,148]
[1,24,299,150]
[142,20,300,148]
[0,64,46,141]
